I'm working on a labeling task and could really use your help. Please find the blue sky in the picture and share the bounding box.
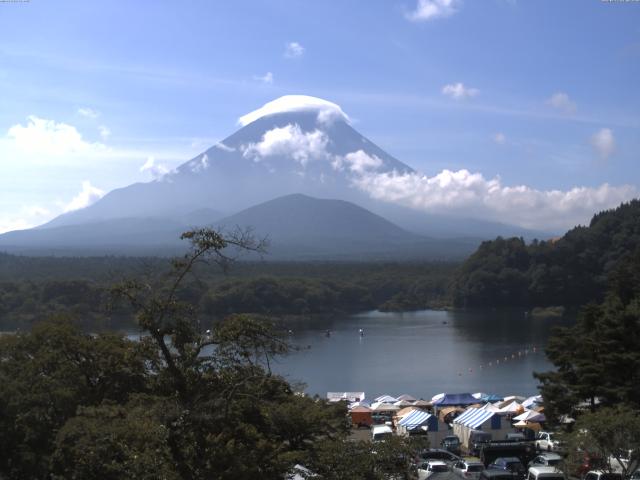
[1,0,639,232]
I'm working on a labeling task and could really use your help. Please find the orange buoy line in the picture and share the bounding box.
[455,345,540,377]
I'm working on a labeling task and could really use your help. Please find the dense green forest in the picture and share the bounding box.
[0,255,455,331]
[2,200,640,331]
[451,200,640,307]
[0,230,425,479]
[532,247,640,477]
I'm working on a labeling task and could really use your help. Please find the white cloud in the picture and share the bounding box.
[98,125,111,140]
[442,82,479,100]
[7,116,106,155]
[190,153,209,173]
[77,107,99,118]
[241,124,329,166]
[238,95,349,127]
[214,141,235,152]
[546,92,576,113]
[284,42,305,58]
[406,0,461,21]
[140,156,170,179]
[0,205,51,234]
[354,168,637,231]
[341,150,384,174]
[590,128,615,160]
[493,132,507,145]
[254,72,274,84]
[63,181,105,213]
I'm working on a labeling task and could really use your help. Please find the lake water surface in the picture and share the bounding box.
[271,309,572,401]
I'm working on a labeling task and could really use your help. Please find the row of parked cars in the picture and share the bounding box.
[412,433,637,480]
[414,450,567,480]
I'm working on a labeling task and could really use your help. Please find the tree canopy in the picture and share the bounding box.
[0,229,418,479]
[535,248,640,422]
[452,200,640,307]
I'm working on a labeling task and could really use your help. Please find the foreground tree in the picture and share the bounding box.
[0,317,152,479]
[307,436,427,480]
[1,229,420,479]
[535,249,640,422]
[563,407,640,478]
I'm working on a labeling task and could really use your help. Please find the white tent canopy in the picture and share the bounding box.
[327,392,365,403]
[374,395,398,403]
[499,401,522,413]
[522,395,542,408]
[482,403,502,412]
[371,402,400,412]
[514,410,545,422]
[397,394,417,402]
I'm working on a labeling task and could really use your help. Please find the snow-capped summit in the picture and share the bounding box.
[0,95,545,255]
[237,95,349,127]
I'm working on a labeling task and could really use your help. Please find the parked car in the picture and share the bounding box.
[526,466,564,480]
[583,471,623,480]
[416,460,450,479]
[608,450,635,474]
[488,457,527,479]
[527,453,563,469]
[480,470,519,480]
[371,424,393,442]
[506,433,526,441]
[535,432,563,452]
[419,448,461,465]
[453,458,486,480]
[442,435,462,455]
[630,470,640,480]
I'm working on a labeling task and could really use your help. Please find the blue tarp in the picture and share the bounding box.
[479,393,504,403]
[432,393,478,406]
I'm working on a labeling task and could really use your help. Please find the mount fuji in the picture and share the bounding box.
[0,95,545,258]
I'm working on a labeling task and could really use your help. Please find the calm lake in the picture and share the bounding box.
[271,309,572,401]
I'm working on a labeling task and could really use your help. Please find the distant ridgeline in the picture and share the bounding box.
[451,200,640,308]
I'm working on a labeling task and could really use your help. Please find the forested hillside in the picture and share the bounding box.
[0,258,454,331]
[451,200,640,307]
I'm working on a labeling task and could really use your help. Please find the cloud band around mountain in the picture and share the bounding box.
[354,168,638,231]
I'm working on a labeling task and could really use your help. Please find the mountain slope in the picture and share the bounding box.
[1,95,549,254]
[42,101,413,230]
[214,194,478,260]
[218,193,413,242]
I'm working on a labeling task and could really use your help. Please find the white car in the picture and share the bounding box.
[527,466,565,480]
[528,453,563,469]
[417,460,449,479]
[535,432,562,452]
[453,458,485,480]
[583,471,623,480]
[371,424,393,442]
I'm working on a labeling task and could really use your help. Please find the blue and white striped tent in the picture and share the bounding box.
[453,407,497,429]
[453,407,515,448]
[398,409,435,430]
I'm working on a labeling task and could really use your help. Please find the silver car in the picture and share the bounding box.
[453,458,486,480]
